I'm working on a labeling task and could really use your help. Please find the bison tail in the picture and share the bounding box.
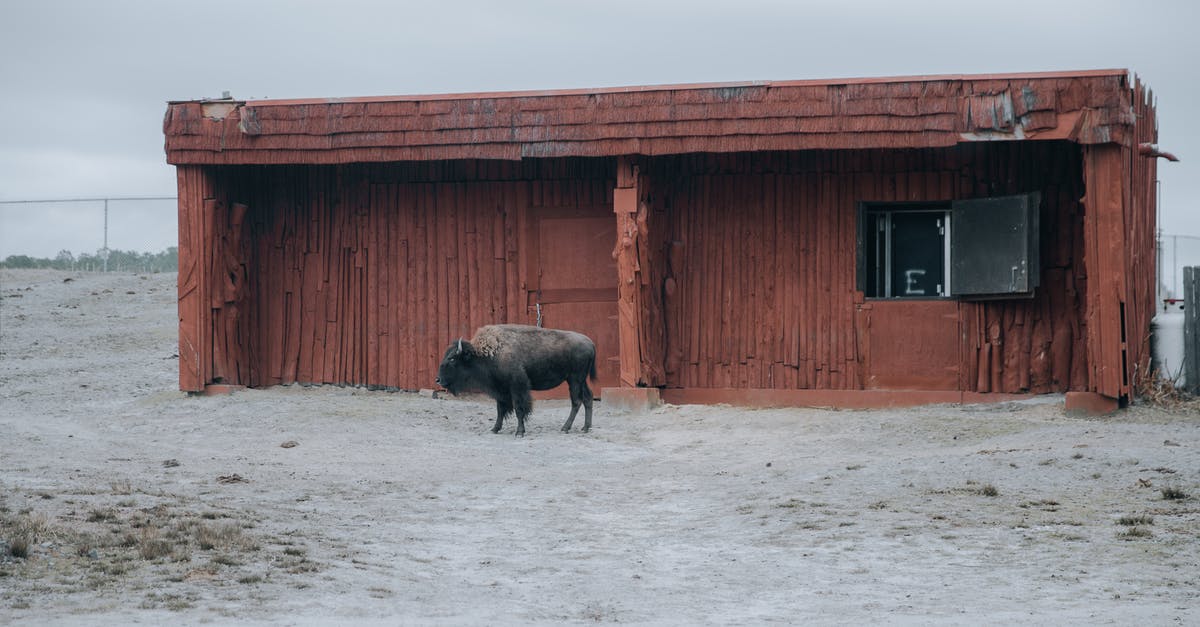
[589,353,598,382]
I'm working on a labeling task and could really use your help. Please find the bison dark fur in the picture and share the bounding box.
[435,324,597,436]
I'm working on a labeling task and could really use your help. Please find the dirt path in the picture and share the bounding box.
[2,269,1198,624]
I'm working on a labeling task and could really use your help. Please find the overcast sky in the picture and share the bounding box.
[2,0,1197,267]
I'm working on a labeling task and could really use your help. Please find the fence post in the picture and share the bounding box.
[1185,267,1200,394]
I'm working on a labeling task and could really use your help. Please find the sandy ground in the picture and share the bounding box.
[1,268,1199,625]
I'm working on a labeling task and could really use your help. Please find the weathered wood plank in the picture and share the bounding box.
[176,166,207,391]
[614,157,641,386]
[179,141,1111,399]
[1083,144,1128,398]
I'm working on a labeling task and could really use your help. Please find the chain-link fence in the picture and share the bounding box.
[1158,234,1200,303]
[0,196,177,272]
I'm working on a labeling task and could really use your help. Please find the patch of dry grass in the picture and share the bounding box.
[967,482,999,497]
[1133,365,1193,409]
[8,536,30,559]
[3,510,51,559]
[1117,526,1153,540]
[137,527,175,560]
[1116,514,1154,526]
[0,490,317,599]
[1161,486,1189,501]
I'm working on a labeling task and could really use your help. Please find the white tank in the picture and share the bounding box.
[1151,299,1186,388]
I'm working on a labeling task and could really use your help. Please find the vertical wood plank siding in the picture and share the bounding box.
[651,142,1087,394]
[1077,79,1157,400]
[181,137,1154,398]
[176,165,210,391]
[1126,79,1159,394]
[169,72,1158,401]
[201,159,613,390]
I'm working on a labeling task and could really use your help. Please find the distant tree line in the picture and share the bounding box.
[1,247,178,273]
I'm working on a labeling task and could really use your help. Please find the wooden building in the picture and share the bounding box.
[163,69,1166,411]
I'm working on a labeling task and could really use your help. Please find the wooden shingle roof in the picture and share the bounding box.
[164,69,1144,165]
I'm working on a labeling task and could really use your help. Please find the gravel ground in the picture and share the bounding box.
[2,268,1198,625]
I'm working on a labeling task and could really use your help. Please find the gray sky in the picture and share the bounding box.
[2,0,1197,265]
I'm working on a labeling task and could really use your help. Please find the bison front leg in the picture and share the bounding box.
[492,399,512,434]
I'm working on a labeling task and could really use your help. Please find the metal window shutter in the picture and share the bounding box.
[950,193,1040,297]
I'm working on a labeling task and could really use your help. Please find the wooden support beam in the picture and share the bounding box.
[613,156,669,387]
[176,166,211,392]
[613,156,642,387]
[1081,144,1130,399]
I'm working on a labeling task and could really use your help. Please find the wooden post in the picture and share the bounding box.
[1081,144,1130,400]
[614,156,642,387]
[1185,267,1200,394]
[176,165,213,392]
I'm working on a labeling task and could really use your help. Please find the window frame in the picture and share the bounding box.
[856,193,1042,301]
[856,201,952,300]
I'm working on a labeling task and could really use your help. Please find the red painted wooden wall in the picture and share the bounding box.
[647,142,1088,395]
[172,77,1159,402]
[180,159,619,392]
[182,141,1097,396]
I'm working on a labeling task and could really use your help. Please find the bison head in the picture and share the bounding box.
[435,338,480,395]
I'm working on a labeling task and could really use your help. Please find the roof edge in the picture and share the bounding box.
[167,69,1129,108]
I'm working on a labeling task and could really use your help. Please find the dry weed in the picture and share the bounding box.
[1117,526,1153,540]
[1161,486,1189,501]
[1133,364,1193,408]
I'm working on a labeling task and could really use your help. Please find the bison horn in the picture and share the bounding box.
[457,338,463,354]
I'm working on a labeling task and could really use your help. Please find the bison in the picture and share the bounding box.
[435,324,597,436]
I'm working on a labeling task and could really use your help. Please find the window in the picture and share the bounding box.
[857,193,1041,299]
[862,206,949,298]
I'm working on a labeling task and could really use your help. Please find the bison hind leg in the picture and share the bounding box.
[512,387,533,437]
[493,399,512,434]
[562,378,594,433]
[581,381,593,432]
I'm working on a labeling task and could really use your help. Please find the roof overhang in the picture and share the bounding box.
[164,69,1146,166]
